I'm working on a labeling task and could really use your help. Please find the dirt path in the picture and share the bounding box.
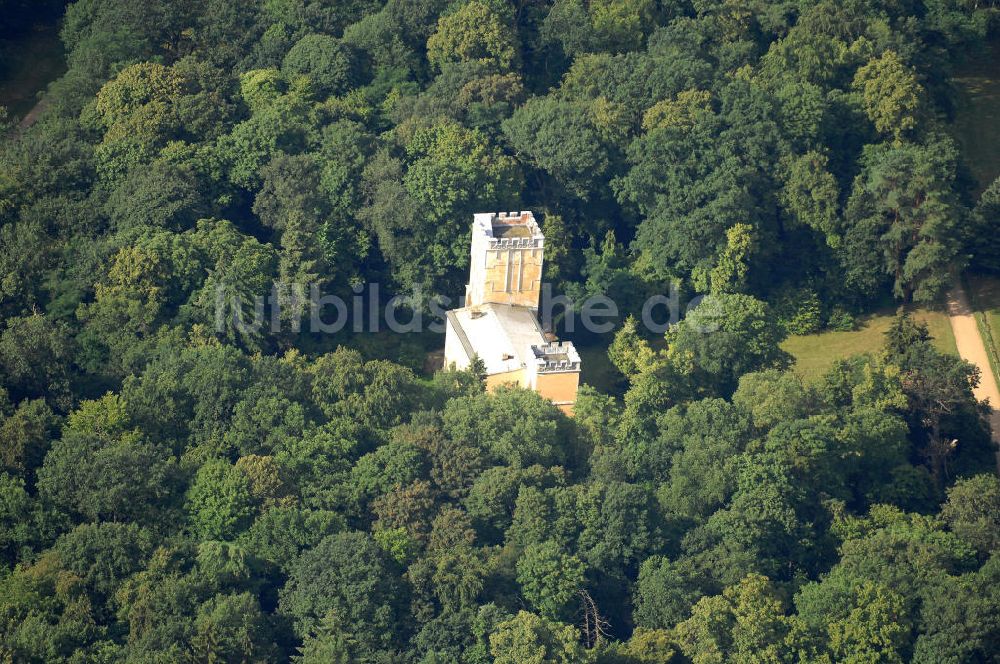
[16,97,47,131]
[946,285,1000,472]
[4,96,47,138]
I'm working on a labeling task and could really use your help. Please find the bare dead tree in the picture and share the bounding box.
[578,590,611,649]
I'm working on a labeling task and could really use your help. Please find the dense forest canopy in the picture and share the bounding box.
[2,0,1000,661]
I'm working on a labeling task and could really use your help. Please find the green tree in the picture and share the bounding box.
[503,95,617,200]
[295,610,356,663]
[543,0,660,55]
[689,455,817,585]
[311,348,425,431]
[241,504,344,573]
[969,175,1000,270]
[283,34,355,97]
[359,123,521,293]
[279,531,407,652]
[732,369,813,431]
[709,223,755,295]
[842,139,964,302]
[665,294,790,396]
[0,314,75,411]
[489,610,587,664]
[463,464,567,541]
[0,397,58,477]
[574,480,663,575]
[0,549,106,660]
[673,574,806,664]
[912,554,1000,663]
[618,80,783,290]
[796,572,913,663]
[0,473,66,566]
[633,556,704,630]
[372,479,438,547]
[188,592,281,663]
[90,61,186,180]
[407,507,488,615]
[883,313,984,481]
[188,219,280,351]
[608,315,656,379]
[517,540,587,622]
[441,387,573,468]
[52,521,155,605]
[76,235,195,377]
[185,459,258,541]
[105,158,205,232]
[940,474,1000,556]
[852,51,924,141]
[658,398,753,519]
[37,429,176,523]
[611,628,680,662]
[350,441,429,507]
[253,152,363,322]
[779,151,840,243]
[426,1,518,73]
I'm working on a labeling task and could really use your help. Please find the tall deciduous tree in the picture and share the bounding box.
[665,294,790,397]
[279,531,407,654]
[489,610,586,664]
[852,51,924,141]
[426,1,518,73]
[842,139,964,303]
[517,540,586,622]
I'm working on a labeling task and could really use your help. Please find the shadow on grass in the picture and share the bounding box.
[0,22,66,122]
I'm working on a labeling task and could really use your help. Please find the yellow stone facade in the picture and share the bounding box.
[484,368,527,391]
[477,246,544,309]
[466,212,545,311]
[534,371,580,415]
[481,367,578,416]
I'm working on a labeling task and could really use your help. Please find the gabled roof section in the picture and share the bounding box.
[446,302,547,375]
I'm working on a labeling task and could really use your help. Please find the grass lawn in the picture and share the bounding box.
[951,38,1000,194]
[0,23,65,122]
[575,306,959,391]
[782,307,958,383]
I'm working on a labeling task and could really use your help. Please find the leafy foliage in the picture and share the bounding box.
[0,0,998,660]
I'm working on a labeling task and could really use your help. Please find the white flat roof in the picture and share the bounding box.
[447,303,548,375]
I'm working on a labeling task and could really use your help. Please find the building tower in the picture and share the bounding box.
[465,211,545,310]
[445,211,581,415]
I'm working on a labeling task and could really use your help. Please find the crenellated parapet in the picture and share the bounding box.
[473,211,544,249]
[530,341,582,373]
[489,236,543,249]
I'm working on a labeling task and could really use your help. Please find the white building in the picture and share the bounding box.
[444,212,581,414]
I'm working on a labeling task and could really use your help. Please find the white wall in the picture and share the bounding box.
[444,316,472,370]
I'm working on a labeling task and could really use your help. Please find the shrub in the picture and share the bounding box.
[827,307,857,332]
[775,288,823,335]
